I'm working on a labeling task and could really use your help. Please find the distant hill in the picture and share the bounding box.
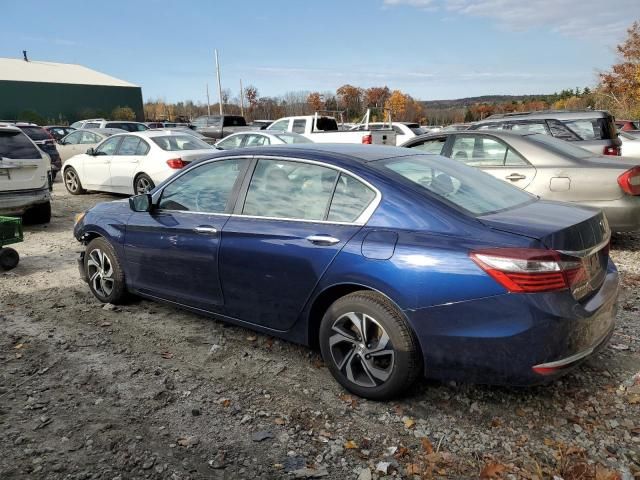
[422,95,553,109]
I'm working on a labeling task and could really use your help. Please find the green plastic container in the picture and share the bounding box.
[0,216,23,247]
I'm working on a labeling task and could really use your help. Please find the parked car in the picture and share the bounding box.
[401,130,640,231]
[71,118,105,129]
[44,125,75,141]
[62,131,216,195]
[267,116,396,145]
[87,121,149,132]
[0,124,52,223]
[160,127,217,146]
[441,123,472,132]
[192,115,253,139]
[252,120,274,130]
[75,144,617,399]
[15,123,62,179]
[57,128,124,162]
[215,131,312,149]
[469,110,622,156]
[615,120,640,132]
[619,131,640,158]
[349,122,424,145]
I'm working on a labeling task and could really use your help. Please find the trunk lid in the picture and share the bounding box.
[480,200,610,300]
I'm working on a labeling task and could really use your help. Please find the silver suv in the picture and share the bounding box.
[468,110,621,156]
[0,125,52,223]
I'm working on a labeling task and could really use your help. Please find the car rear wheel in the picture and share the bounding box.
[64,167,85,195]
[84,237,127,304]
[319,291,422,400]
[0,247,19,271]
[134,174,155,194]
[24,201,51,224]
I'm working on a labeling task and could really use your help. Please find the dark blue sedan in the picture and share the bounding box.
[74,144,618,399]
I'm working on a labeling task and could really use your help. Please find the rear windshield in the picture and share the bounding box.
[377,154,534,215]
[528,133,593,159]
[18,126,50,141]
[222,116,247,127]
[274,134,312,144]
[562,117,617,140]
[0,130,42,159]
[151,135,213,151]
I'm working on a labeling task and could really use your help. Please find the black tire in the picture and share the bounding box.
[84,237,128,304]
[319,291,422,400]
[63,167,86,195]
[24,201,51,224]
[0,247,19,271]
[134,173,155,194]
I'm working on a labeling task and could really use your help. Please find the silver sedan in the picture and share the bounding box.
[401,130,640,232]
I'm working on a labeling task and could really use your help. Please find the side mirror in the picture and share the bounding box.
[86,147,95,155]
[129,193,153,212]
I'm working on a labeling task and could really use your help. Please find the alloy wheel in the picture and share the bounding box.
[65,169,79,192]
[328,312,395,388]
[87,248,114,298]
[135,176,152,194]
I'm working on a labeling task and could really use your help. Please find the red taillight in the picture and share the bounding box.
[361,134,373,144]
[470,248,584,294]
[603,145,621,156]
[618,166,640,195]
[166,158,186,169]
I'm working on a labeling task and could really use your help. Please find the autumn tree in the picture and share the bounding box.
[598,21,640,118]
[307,92,324,112]
[384,90,408,119]
[365,86,390,108]
[336,84,364,120]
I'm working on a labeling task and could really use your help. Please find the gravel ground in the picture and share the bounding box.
[1,182,639,480]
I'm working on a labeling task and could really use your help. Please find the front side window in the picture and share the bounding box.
[378,154,533,215]
[158,158,249,213]
[450,135,526,167]
[0,130,41,158]
[327,174,376,222]
[244,134,268,147]
[409,137,446,155]
[242,159,338,221]
[117,136,141,155]
[216,135,244,150]
[95,136,121,155]
[292,119,306,134]
[65,131,83,144]
[80,132,99,144]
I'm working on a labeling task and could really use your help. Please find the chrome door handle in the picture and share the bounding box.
[505,173,526,181]
[194,226,218,234]
[306,235,340,246]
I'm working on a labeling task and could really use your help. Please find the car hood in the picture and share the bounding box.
[479,200,608,251]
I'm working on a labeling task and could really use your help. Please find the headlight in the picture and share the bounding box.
[74,212,86,225]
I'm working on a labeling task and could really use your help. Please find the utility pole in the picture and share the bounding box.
[206,83,211,116]
[215,49,223,115]
[239,79,245,117]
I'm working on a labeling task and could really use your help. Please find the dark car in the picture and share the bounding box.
[74,145,618,399]
[15,123,62,179]
[192,115,254,139]
[44,125,75,141]
[469,110,621,156]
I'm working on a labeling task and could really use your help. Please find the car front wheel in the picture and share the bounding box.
[84,237,127,304]
[319,291,422,400]
[134,174,155,194]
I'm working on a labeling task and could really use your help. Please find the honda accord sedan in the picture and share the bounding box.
[74,145,618,399]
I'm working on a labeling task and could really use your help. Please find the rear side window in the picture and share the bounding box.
[18,126,50,141]
[563,118,616,140]
[0,131,41,158]
[292,119,306,134]
[117,136,142,155]
[85,123,100,129]
[268,119,290,131]
[216,135,244,149]
[275,134,312,144]
[379,154,533,215]
[222,116,247,127]
[409,138,446,155]
[547,120,580,141]
[509,122,549,135]
[451,135,526,167]
[327,174,376,222]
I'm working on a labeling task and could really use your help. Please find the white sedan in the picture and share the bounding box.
[620,131,640,158]
[215,130,312,150]
[62,130,217,195]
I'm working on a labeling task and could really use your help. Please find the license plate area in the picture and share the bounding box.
[571,248,607,301]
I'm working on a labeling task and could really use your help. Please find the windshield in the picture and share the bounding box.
[151,135,213,151]
[275,134,312,144]
[377,154,534,216]
[528,133,594,159]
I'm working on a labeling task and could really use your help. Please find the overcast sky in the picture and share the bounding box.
[2,0,639,103]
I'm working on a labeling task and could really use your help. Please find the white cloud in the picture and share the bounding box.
[383,0,640,39]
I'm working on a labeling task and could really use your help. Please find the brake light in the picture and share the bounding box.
[618,166,640,195]
[361,134,373,144]
[603,145,621,156]
[470,248,584,293]
[166,158,186,169]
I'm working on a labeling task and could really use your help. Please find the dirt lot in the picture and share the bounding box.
[1,182,639,480]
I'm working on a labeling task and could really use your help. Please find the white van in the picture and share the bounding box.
[0,125,52,223]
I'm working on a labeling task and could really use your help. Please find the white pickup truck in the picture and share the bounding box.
[266,115,396,145]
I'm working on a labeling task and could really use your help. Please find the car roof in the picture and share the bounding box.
[75,128,124,135]
[478,110,610,122]
[124,130,203,138]
[405,129,536,144]
[0,124,22,132]
[222,143,418,164]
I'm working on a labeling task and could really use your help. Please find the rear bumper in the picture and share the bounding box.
[578,197,640,232]
[0,187,51,215]
[405,260,619,385]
